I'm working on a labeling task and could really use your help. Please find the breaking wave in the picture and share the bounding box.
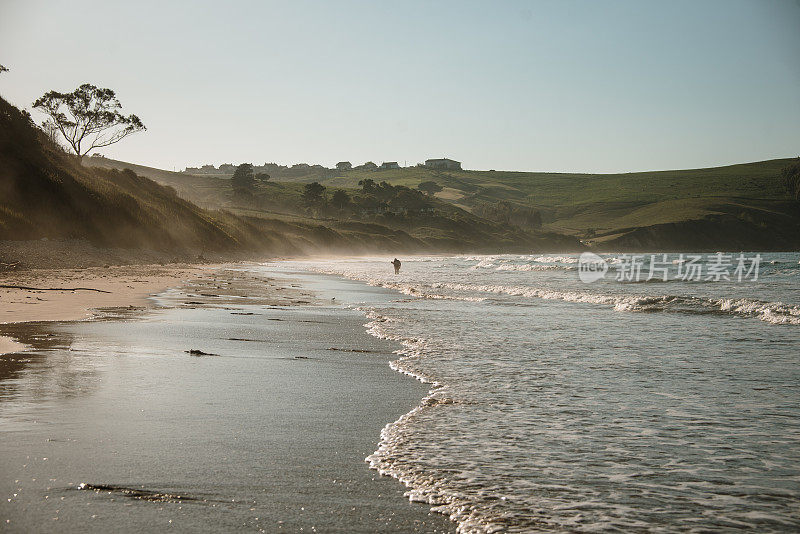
[297,253,800,532]
[359,307,505,533]
[428,282,800,325]
[312,263,800,325]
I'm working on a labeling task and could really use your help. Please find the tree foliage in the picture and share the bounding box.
[32,83,145,156]
[331,189,351,210]
[417,180,444,196]
[782,157,800,201]
[358,178,376,194]
[393,189,426,210]
[231,163,255,190]
[0,64,8,75]
[303,182,326,206]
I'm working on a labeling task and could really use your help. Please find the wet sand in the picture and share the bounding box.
[0,264,219,327]
[0,264,454,532]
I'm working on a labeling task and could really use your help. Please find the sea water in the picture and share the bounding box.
[282,253,800,533]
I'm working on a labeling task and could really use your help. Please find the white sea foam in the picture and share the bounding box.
[713,298,800,325]
[294,254,800,532]
[360,306,504,533]
[530,255,580,264]
[494,264,567,271]
[433,281,800,325]
[311,261,800,325]
[470,258,497,269]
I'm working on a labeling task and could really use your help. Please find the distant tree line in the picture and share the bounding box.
[292,178,437,219]
[186,162,337,181]
[185,160,406,179]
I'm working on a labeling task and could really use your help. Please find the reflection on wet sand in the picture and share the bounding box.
[0,268,455,533]
[0,323,94,406]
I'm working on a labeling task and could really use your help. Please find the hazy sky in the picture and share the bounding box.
[1,0,799,173]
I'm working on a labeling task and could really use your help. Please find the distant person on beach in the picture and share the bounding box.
[391,258,401,274]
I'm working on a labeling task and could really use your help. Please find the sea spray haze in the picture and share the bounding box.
[281,254,800,532]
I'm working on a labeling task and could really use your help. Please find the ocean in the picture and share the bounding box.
[280,252,800,532]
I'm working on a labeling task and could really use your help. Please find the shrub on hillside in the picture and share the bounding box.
[782,157,800,201]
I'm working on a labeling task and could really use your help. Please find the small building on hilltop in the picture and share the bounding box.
[424,158,461,170]
[379,161,400,170]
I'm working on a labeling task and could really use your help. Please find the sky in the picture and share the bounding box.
[1,0,799,173]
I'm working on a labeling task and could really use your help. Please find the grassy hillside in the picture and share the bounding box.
[0,99,409,256]
[163,157,800,250]
[83,155,233,209]
[317,161,790,228]
[1,98,580,261]
[90,152,800,251]
[85,158,581,254]
[0,99,253,252]
[307,160,799,250]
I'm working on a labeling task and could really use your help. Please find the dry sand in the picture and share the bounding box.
[0,264,217,324]
[0,263,219,353]
[0,335,25,355]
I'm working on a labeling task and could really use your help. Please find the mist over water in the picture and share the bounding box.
[287,253,800,532]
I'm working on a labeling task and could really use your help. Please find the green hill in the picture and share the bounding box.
[160,157,800,251]
[318,160,785,219]
[82,157,580,254]
[91,152,800,251]
[306,160,799,251]
[1,97,580,264]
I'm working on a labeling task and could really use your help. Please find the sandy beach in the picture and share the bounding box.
[0,262,454,532]
[0,264,216,325]
[0,263,219,355]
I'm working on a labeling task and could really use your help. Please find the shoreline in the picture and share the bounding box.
[0,262,456,532]
[0,263,227,354]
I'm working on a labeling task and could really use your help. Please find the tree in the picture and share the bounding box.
[255,172,271,183]
[358,178,376,194]
[0,64,8,75]
[375,181,396,200]
[417,180,443,196]
[331,189,351,210]
[303,182,326,206]
[231,163,255,190]
[782,157,800,201]
[336,161,352,171]
[33,83,145,156]
[394,189,426,210]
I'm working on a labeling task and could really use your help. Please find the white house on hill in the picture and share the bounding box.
[424,158,461,170]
